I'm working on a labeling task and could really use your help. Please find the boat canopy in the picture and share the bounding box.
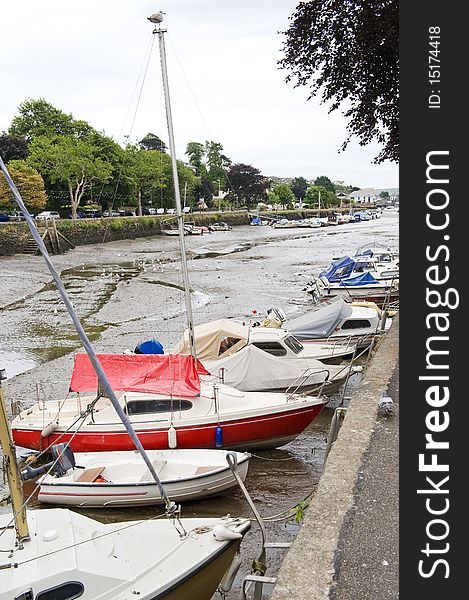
[70,353,208,397]
[320,256,355,282]
[204,344,327,392]
[339,272,380,286]
[172,319,249,360]
[287,298,353,339]
[135,338,164,354]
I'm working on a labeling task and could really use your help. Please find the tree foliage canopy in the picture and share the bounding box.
[27,136,113,219]
[290,176,308,200]
[0,133,29,163]
[314,175,335,192]
[0,160,47,210]
[280,0,398,163]
[227,164,269,207]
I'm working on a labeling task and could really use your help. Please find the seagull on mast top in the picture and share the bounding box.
[148,11,165,24]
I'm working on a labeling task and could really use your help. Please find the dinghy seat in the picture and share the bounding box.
[77,467,105,482]
[140,460,167,481]
[195,466,217,475]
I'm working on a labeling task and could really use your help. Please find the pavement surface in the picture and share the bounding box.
[271,316,399,600]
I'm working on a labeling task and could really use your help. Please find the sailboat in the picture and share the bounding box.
[0,14,252,600]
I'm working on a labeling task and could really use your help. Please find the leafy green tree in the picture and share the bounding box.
[139,133,167,152]
[380,190,390,198]
[9,99,77,142]
[205,141,231,188]
[270,182,295,207]
[27,136,113,219]
[0,160,47,211]
[227,164,269,207]
[314,175,335,193]
[0,133,29,163]
[290,176,308,201]
[125,145,168,215]
[305,185,336,209]
[185,142,207,176]
[280,0,398,163]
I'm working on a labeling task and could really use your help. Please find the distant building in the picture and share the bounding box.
[348,188,379,204]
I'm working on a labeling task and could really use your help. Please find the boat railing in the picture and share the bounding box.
[286,367,330,399]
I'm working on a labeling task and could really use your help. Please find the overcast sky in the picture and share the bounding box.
[1,1,398,189]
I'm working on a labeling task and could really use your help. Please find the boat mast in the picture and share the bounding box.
[0,369,29,542]
[149,12,197,363]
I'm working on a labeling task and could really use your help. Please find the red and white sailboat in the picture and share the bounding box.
[12,353,326,452]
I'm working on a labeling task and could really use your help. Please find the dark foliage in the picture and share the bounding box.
[280,0,398,163]
[139,133,167,152]
[227,164,269,207]
[290,176,308,200]
[0,133,29,163]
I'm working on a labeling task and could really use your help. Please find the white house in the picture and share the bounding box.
[347,188,379,204]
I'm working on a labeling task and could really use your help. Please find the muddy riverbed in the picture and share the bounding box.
[0,212,398,598]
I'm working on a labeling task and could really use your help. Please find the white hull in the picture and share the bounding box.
[0,508,250,600]
[37,449,250,507]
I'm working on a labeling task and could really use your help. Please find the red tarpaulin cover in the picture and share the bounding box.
[70,354,209,397]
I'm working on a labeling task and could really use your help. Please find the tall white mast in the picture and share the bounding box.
[149,12,197,363]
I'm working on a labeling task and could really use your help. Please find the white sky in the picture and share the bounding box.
[1,0,398,189]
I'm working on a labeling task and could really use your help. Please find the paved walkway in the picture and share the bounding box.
[271,317,399,600]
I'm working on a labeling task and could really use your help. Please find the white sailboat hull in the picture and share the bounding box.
[0,509,250,600]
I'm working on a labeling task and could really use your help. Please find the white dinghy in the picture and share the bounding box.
[36,447,250,507]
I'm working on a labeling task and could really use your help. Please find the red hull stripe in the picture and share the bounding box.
[39,491,148,497]
[13,404,324,452]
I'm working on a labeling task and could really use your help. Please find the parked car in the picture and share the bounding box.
[209,222,232,231]
[183,207,191,213]
[118,210,136,217]
[102,210,120,217]
[0,213,10,222]
[166,208,176,214]
[156,208,165,214]
[36,211,60,220]
[67,210,86,219]
[8,211,26,221]
[83,209,102,218]
[142,208,157,215]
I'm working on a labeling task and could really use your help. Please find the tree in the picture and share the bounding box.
[0,133,29,163]
[0,160,47,211]
[9,98,77,142]
[27,136,113,219]
[305,185,336,209]
[125,145,167,215]
[195,178,216,207]
[380,190,390,198]
[139,133,167,152]
[270,183,296,207]
[280,0,398,163]
[227,164,269,207]
[290,176,308,201]
[205,141,231,188]
[314,175,335,193]
[185,142,206,176]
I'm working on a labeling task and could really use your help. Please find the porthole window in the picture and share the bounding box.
[36,581,84,600]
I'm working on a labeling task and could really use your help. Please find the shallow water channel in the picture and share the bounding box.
[0,213,398,598]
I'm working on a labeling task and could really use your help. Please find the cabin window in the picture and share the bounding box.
[125,399,193,415]
[252,342,287,356]
[340,319,372,330]
[14,591,33,600]
[283,336,304,354]
[219,337,241,355]
[36,582,84,600]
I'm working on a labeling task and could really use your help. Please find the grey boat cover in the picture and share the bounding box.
[203,344,345,392]
[287,298,353,339]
